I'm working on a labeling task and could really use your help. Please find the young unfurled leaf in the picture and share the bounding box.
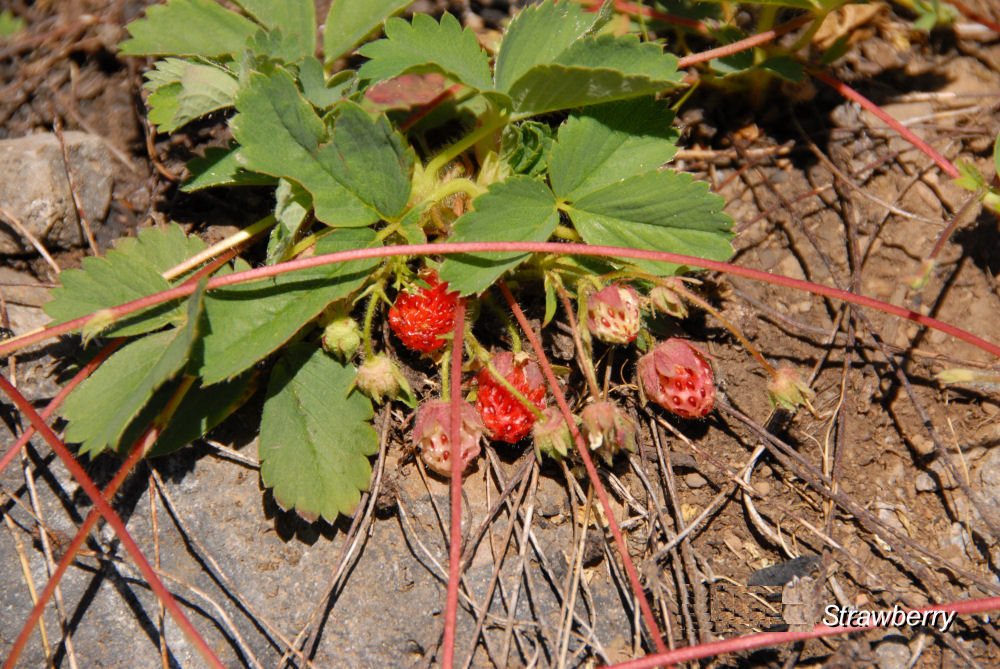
[233,0,316,60]
[323,0,412,65]
[565,171,734,276]
[196,228,380,384]
[119,0,258,58]
[357,12,494,93]
[501,121,554,177]
[548,97,678,199]
[232,68,412,225]
[144,58,239,133]
[62,284,206,458]
[438,177,558,295]
[260,343,377,522]
[44,224,207,337]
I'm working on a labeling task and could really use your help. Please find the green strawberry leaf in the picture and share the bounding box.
[116,371,257,458]
[548,96,678,199]
[120,0,258,58]
[566,171,734,276]
[62,283,206,458]
[266,179,312,265]
[233,0,315,60]
[144,58,239,133]
[507,34,681,116]
[232,68,412,225]
[357,13,494,93]
[323,0,412,65]
[260,343,377,522]
[493,0,599,93]
[44,224,207,337]
[299,59,354,109]
[438,177,558,295]
[181,146,276,192]
[196,227,380,384]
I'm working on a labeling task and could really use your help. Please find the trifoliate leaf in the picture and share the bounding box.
[549,97,678,199]
[120,0,258,58]
[507,34,681,116]
[196,228,380,384]
[357,13,494,93]
[62,284,205,458]
[181,146,276,192]
[246,27,310,65]
[44,224,207,337]
[493,0,598,93]
[323,0,412,65]
[232,0,315,60]
[144,58,238,133]
[566,171,733,276]
[439,177,558,295]
[260,343,377,521]
[232,68,411,225]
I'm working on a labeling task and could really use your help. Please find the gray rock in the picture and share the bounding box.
[0,131,113,253]
[875,637,910,669]
[685,472,709,489]
[914,472,938,492]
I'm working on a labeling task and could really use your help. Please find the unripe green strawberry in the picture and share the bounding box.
[587,284,641,344]
[413,400,484,477]
[355,355,407,403]
[638,338,715,418]
[322,315,361,360]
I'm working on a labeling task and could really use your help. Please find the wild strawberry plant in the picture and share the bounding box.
[41,0,740,523]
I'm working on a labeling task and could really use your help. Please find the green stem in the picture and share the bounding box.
[424,113,509,180]
[162,214,275,281]
[423,178,483,205]
[362,292,381,359]
[441,346,451,400]
[552,225,583,242]
[483,359,546,421]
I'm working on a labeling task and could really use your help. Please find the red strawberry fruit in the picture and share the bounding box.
[637,338,715,418]
[413,400,484,477]
[389,271,461,354]
[587,284,641,344]
[475,351,547,443]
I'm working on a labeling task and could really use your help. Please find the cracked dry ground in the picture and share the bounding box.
[2,1,1000,667]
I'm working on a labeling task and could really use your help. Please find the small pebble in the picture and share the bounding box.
[875,638,910,669]
[914,473,937,492]
[685,473,708,489]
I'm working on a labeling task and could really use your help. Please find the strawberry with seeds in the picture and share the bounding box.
[389,271,461,354]
[638,338,715,418]
[475,351,547,443]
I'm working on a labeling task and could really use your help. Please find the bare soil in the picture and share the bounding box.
[2,1,1000,667]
